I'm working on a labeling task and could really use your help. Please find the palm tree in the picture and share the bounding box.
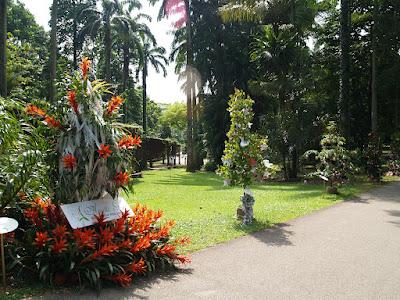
[138,39,167,133]
[151,0,197,171]
[82,0,141,81]
[49,0,58,102]
[116,13,154,91]
[0,0,7,97]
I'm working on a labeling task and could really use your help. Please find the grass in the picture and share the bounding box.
[126,168,382,252]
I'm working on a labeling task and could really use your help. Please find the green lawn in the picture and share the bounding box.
[126,168,381,252]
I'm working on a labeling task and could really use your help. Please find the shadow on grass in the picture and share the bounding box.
[234,220,294,247]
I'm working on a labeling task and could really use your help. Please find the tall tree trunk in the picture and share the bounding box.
[142,61,147,133]
[339,0,351,136]
[0,0,7,97]
[122,43,129,91]
[371,1,378,133]
[104,21,111,82]
[122,43,129,123]
[185,0,195,172]
[73,13,78,70]
[49,0,58,102]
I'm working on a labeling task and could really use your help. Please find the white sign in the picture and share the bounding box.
[0,218,18,234]
[319,175,329,182]
[61,194,133,229]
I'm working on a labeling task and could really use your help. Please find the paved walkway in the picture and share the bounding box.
[35,183,400,300]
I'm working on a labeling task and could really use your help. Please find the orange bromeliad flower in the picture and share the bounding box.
[80,57,90,79]
[73,228,95,249]
[176,254,191,264]
[44,115,61,128]
[34,232,50,248]
[127,258,147,274]
[104,274,132,287]
[131,235,151,253]
[156,244,176,257]
[63,154,77,170]
[114,172,129,186]
[83,244,119,262]
[94,212,107,226]
[118,135,142,149]
[26,104,46,117]
[106,96,125,115]
[52,238,67,254]
[97,144,113,159]
[68,90,78,113]
[52,225,68,239]
[98,227,114,244]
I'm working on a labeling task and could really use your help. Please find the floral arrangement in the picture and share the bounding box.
[25,57,141,203]
[9,196,189,290]
[304,121,354,194]
[8,58,191,290]
[217,89,268,224]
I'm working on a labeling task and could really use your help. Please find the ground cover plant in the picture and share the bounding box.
[127,168,381,252]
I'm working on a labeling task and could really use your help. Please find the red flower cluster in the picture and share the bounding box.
[97,144,113,159]
[118,135,142,149]
[107,96,125,115]
[68,90,79,113]
[19,193,190,289]
[114,172,129,186]
[26,104,61,129]
[63,154,77,170]
[26,104,46,117]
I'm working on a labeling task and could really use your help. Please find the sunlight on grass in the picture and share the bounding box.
[126,169,382,252]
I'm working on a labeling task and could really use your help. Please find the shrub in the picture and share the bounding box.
[303,121,354,193]
[8,197,190,291]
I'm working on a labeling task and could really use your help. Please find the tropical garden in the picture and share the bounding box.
[0,0,400,298]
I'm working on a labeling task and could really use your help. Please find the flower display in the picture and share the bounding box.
[25,58,142,202]
[114,172,130,186]
[107,95,125,115]
[12,198,190,289]
[63,154,77,170]
[217,89,268,224]
[17,57,190,291]
[68,90,78,113]
[118,135,142,149]
[80,57,90,79]
[97,144,113,159]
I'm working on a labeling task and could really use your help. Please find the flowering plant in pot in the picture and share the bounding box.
[217,89,268,225]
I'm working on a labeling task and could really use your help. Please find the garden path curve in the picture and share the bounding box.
[34,182,400,300]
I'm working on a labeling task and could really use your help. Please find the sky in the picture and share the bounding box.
[19,0,185,104]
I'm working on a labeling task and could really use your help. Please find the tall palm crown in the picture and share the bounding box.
[82,0,141,81]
